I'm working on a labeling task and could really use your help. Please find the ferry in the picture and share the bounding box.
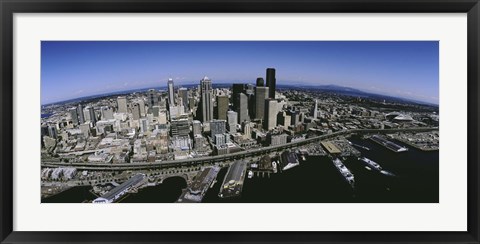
[358,157,382,171]
[332,158,355,188]
[358,157,395,176]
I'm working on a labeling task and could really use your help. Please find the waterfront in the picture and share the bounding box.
[42,136,438,203]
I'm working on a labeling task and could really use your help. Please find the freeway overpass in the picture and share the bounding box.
[41,127,437,171]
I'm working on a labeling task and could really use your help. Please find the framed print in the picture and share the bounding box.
[1,0,479,243]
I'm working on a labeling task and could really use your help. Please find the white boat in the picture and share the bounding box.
[358,157,382,171]
[332,158,355,188]
[247,170,254,179]
[359,157,395,176]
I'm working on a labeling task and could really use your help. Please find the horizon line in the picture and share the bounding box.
[41,82,438,107]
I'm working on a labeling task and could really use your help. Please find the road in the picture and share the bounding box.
[41,127,437,171]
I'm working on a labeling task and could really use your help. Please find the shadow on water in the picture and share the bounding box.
[42,185,96,203]
[120,176,187,203]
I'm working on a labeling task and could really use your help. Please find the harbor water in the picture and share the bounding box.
[42,135,438,203]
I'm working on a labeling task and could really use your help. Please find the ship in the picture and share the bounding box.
[347,140,370,151]
[370,135,408,152]
[247,170,254,179]
[358,157,382,171]
[332,158,355,188]
[358,157,396,176]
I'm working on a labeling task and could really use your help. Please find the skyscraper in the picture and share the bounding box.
[264,98,277,130]
[69,108,79,125]
[237,93,249,124]
[266,68,276,99]
[117,96,128,113]
[227,111,238,133]
[77,104,85,124]
[147,89,159,109]
[168,78,175,107]
[200,76,214,123]
[192,120,202,135]
[216,95,229,120]
[132,103,141,120]
[232,83,245,108]
[170,119,190,137]
[210,119,226,137]
[255,86,269,120]
[242,121,252,139]
[313,99,318,119]
[178,88,188,111]
[137,99,146,117]
[256,77,264,87]
[101,106,114,120]
[88,106,97,126]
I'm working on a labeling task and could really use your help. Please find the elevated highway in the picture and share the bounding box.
[41,127,437,171]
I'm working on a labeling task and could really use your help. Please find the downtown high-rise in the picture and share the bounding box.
[200,76,214,123]
[168,78,175,107]
[266,68,276,99]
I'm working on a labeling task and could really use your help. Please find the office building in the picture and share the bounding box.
[210,119,226,137]
[264,98,277,130]
[88,106,97,126]
[242,121,252,139]
[266,68,276,99]
[232,83,245,108]
[171,119,190,137]
[269,133,288,146]
[132,103,141,120]
[117,96,128,113]
[227,111,238,132]
[200,76,214,123]
[140,118,149,133]
[237,93,249,124]
[147,89,159,109]
[216,95,229,120]
[168,78,175,106]
[192,120,202,135]
[255,86,269,120]
[178,88,188,111]
[256,77,264,87]
[77,104,85,124]
[69,108,79,125]
[101,106,114,120]
[137,99,146,116]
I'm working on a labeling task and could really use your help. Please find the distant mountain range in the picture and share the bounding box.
[42,83,438,107]
[276,84,438,107]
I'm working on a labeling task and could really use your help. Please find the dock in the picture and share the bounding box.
[218,160,247,199]
[177,166,220,203]
[369,135,408,152]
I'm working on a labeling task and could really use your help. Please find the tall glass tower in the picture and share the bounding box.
[200,76,213,123]
[266,68,276,99]
[167,78,175,107]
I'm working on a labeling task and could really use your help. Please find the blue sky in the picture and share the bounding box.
[41,41,439,104]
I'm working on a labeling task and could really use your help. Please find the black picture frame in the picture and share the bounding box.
[1,0,479,243]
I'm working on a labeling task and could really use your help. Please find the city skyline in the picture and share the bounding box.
[41,41,439,105]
